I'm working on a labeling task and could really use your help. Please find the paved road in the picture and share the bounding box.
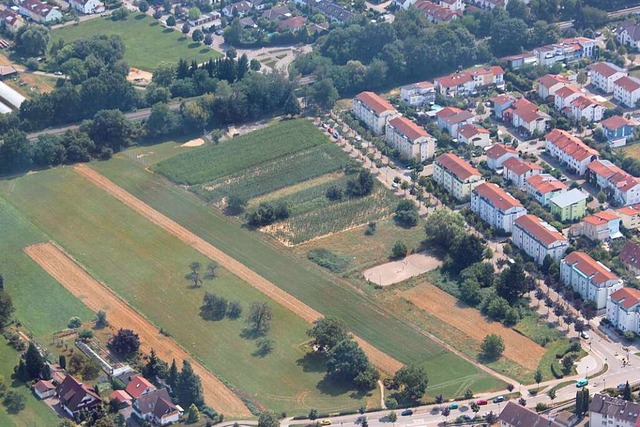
[557,4,640,30]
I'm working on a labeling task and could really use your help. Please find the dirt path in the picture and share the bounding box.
[74,164,403,375]
[25,242,252,418]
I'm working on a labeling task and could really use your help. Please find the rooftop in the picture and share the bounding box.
[620,240,640,270]
[526,174,567,194]
[589,394,640,423]
[609,287,640,310]
[388,116,429,141]
[614,75,640,93]
[537,74,569,89]
[499,401,561,427]
[589,62,627,78]
[546,128,598,162]
[435,153,480,181]
[549,188,587,208]
[601,115,631,130]
[515,214,566,246]
[355,91,395,115]
[564,251,619,285]
[486,143,518,160]
[503,157,543,176]
[473,182,522,211]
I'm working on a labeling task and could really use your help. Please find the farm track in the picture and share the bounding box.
[24,242,252,418]
[74,164,403,375]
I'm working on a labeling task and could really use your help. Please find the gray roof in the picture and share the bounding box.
[620,21,640,42]
[499,401,562,427]
[550,188,587,208]
[589,394,640,424]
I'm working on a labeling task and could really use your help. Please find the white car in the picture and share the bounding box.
[580,331,590,339]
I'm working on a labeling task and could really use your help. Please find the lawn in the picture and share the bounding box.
[0,169,381,415]
[91,156,506,397]
[620,142,640,160]
[51,14,220,71]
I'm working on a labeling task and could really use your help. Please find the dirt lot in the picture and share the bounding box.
[25,242,252,418]
[363,253,442,286]
[403,284,545,370]
[74,164,403,375]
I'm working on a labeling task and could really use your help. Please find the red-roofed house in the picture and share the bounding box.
[587,159,640,206]
[435,107,475,135]
[16,0,62,22]
[0,8,24,34]
[486,143,519,170]
[126,375,156,400]
[615,204,640,230]
[434,66,504,97]
[411,0,461,24]
[537,74,569,101]
[607,287,640,334]
[573,211,622,241]
[433,153,484,201]
[511,97,549,135]
[553,85,582,111]
[614,76,640,107]
[589,62,628,93]
[620,240,640,275]
[33,380,56,399]
[561,251,623,311]
[533,37,597,67]
[491,94,515,119]
[438,0,464,11]
[503,157,543,188]
[133,388,182,426]
[456,123,490,147]
[352,91,397,135]
[277,16,306,31]
[570,95,605,122]
[56,375,102,417]
[512,215,569,264]
[601,115,635,147]
[385,116,436,161]
[400,81,435,107]
[471,183,526,232]
[545,129,598,175]
[109,389,133,407]
[525,174,568,206]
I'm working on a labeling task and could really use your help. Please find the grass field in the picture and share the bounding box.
[0,168,382,415]
[51,14,220,71]
[91,156,506,397]
[620,143,640,160]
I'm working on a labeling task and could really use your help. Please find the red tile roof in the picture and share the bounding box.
[435,153,480,180]
[277,16,306,30]
[537,74,569,89]
[571,95,598,109]
[458,123,488,139]
[443,110,474,125]
[582,211,620,226]
[412,0,461,22]
[435,106,462,119]
[491,94,514,106]
[474,182,522,211]
[57,375,101,414]
[503,157,543,176]
[126,375,156,399]
[564,251,619,285]
[109,390,132,403]
[555,85,581,98]
[609,287,640,310]
[526,174,567,194]
[435,72,473,88]
[34,380,55,394]
[486,143,518,160]
[614,76,640,93]
[545,129,598,162]
[514,214,566,246]
[355,91,395,115]
[587,160,626,179]
[387,116,429,141]
[616,204,640,217]
[621,240,640,271]
[601,115,631,130]
[589,62,626,78]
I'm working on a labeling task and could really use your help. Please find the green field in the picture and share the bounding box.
[0,169,381,415]
[91,156,506,397]
[51,14,220,71]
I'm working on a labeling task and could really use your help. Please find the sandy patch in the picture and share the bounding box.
[25,242,252,418]
[363,253,442,286]
[181,138,205,147]
[403,284,545,370]
[127,68,153,85]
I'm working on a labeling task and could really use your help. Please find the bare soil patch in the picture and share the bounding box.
[181,138,205,147]
[403,284,545,370]
[74,164,402,375]
[127,68,153,86]
[25,242,252,418]
[363,253,442,286]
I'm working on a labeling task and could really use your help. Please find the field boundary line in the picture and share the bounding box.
[24,241,252,418]
[74,164,403,375]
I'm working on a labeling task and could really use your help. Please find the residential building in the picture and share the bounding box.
[0,8,24,33]
[574,211,622,241]
[15,0,61,22]
[309,0,354,23]
[56,375,102,418]
[133,388,182,426]
[525,174,568,206]
[503,157,543,188]
[587,159,640,206]
[588,62,628,94]
[486,143,519,170]
[435,107,475,135]
[126,374,156,400]
[222,0,252,17]
[69,0,104,14]
[561,251,623,311]
[510,97,549,135]
[108,390,133,407]
[491,94,515,119]
[503,52,538,70]
[616,204,640,230]
[471,182,527,232]
[385,116,436,161]
[438,0,463,11]
[553,85,582,111]
[433,153,484,201]
[188,11,222,27]
[589,394,640,427]
[549,188,588,221]
[614,75,640,108]
[434,66,504,97]
[620,240,640,276]
[513,214,569,264]
[261,5,290,19]
[533,37,597,67]
[607,288,640,334]
[457,123,491,147]
[617,21,640,51]
[33,380,56,399]
[499,401,563,427]
[545,129,598,176]
[277,16,306,31]
[537,74,570,101]
[352,91,397,135]
[411,0,461,23]
[569,95,605,122]
[601,115,635,147]
[400,81,435,107]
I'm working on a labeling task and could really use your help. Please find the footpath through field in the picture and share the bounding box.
[24,242,252,418]
[74,164,403,375]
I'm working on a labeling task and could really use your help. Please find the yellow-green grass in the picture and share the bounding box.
[91,156,507,396]
[51,14,220,71]
[620,143,640,160]
[121,137,197,166]
[0,339,61,426]
[0,168,383,415]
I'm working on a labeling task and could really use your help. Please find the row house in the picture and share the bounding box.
[620,240,640,276]
[385,116,436,162]
[486,143,519,170]
[457,123,490,147]
[549,188,588,221]
[617,21,640,51]
[438,0,464,11]
[569,95,605,123]
[615,204,640,230]
[587,159,640,206]
[545,128,598,176]
[572,211,622,241]
[352,91,397,135]
[435,106,475,135]
[553,84,581,111]
[433,153,484,201]
[537,74,570,101]
[512,214,569,264]
[434,66,504,97]
[471,182,527,232]
[499,401,562,427]
[533,37,597,67]
[560,251,623,311]
[503,157,543,188]
[588,62,628,94]
[69,0,104,14]
[607,288,640,335]
[491,94,514,118]
[590,394,640,427]
[601,115,635,148]
[525,174,568,207]
[509,97,549,135]
[411,0,461,23]
[400,81,435,107]
[15,0,61,22]
[613,75,640,108]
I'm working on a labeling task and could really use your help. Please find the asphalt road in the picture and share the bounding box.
[557,4,640,30]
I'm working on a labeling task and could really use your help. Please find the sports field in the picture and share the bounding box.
[51,14,220,71]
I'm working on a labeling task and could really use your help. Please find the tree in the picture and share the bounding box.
[180,101,209,131]
[192,29,204,43]
[480,334,504,360]
[388,411,397,423]
[166,15,176,26]
[168,359,179,390]
[87,109,135,150]
[95,310,108,328]
[424,210,465,250]
[68,317,82,329]
[283,93,301,116]
[346,169,374,197]
[153,8,163,19]
[186,261,203,288]
[3,391,25,414]
[204,34,213,46]
[506,0,528,19]
[309,79,338,110]
[495,262,528,303]
[182,23,191,35]
[258,412,279,427]
[15,25,50,56]
[138,0,149,12]
[204,262,219,280]
[307,317,350,353]
[0,291,15,328]
[187,403,200,423]
[246,302,272,335]
[309,409,319,420]
[547,389,556,405]
[109,329,140,357]
[470,402,480,416]
[391,241,408,259]
[255,337,274,356]
[577,70,587,87]
[0,130,33,173]
[226,195,247,215]
[489,18,528,57]
[0,274,3,290]
[143,349,167,380]
[176,360,204,408]
[623,381,632,401]
[394,199,419,227]
[534,369,543,388]
[24,342,45,380]
[200,292,228,321]
[393,364,428,400]
[464,388,473,399]
[188,7,201,20]
[250,59,261,71]
[327,339,378,390]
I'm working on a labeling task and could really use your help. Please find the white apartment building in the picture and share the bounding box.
[433,153,484,201]
[525,174,568,207]
[607,288,640,334]
[512,214,569,265]
[618,21,640,50]
[537,74,569,100]
[400,81,435,107]
[434,66,504,97]
[471,183,527,232]
[569,96,605,122]
[553,85,581,111]
[589,394,640,427]
[352,91,398,135]
[545,129,598,176]
[588,62,628,94]
[614,76,640,108]
[533,37,597,67]
[503,157,543,188]
[587,160,640,207]
[560,251,623,311]
[385,116,436,161]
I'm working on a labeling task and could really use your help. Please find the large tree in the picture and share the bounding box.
[424,210,465,250]
[480,334,505,360]
[15,25,50,57]
[326,339,378,389]
[394,199,419,228]
[87,109,136,151]
[176,360,204,408]
[495,262,528,303]
[307,317,350,353]
[109,329,140,357]
[24,342,45,380]
[258,412,279,427]
[489,18,528,57]
[0,291,15,328]
[393,364,428,400]
[246,302,272,335]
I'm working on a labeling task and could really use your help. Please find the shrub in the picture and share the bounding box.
[307,249,351,273]
[326,185,343,201]
[78,329,94,340]
[227,301,243,319]
[68,317,81,329]
[2,391,25,414]
[394,200,419,228]
[391,241,408,259]
[385,397,398,409]
[364,222,376,236]
[246,202,289,227]
[550,362,564,379]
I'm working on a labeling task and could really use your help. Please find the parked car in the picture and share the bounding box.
[448,403,459,409]
[576,378,589,388]
[401,410,413,416]
[321,420,332,425]
[492,396,505,403]
[581,331,590,339]
[476,399,488,405]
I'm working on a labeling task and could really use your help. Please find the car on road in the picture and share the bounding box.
[401,410,413,416]
[580,331,590,339]
[320,420,332,425]
[576,378,589,388]
[53,71,63,76]
[332,131,339,139]
[492,396,505,403]
[476,399,488,405]
[448,403,459,409]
